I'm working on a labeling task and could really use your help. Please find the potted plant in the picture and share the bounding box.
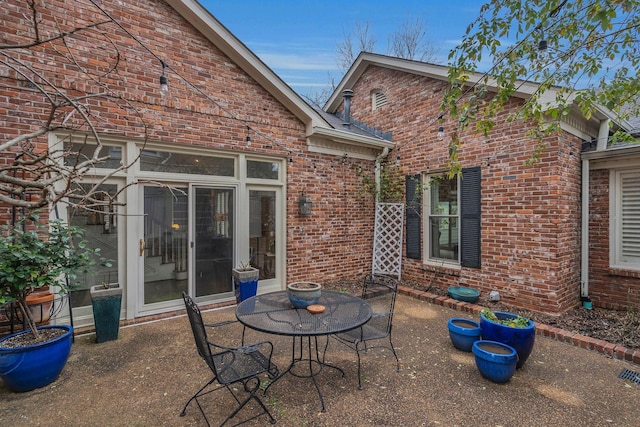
[232,261,259,303]
[0,213,103,392]
[479,309,536,368]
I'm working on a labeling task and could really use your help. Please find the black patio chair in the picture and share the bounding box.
[331,274,400,389]
[180,292,279,426]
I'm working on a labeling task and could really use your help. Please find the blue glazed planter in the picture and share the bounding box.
[0,325,73,392]
[472,340,518,383]
[233,268,259,303]
[447,318,481,352]
[480,311,535,369]
[287,282,321,308]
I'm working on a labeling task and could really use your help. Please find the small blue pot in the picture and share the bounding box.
[0,325,73,392]
[472,340,518,383]
[447,318,481,352]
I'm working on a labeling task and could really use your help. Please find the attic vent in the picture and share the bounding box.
[371,90,387,111]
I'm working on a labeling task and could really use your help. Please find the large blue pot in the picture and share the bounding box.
[0,325,73,392]
[480,311,535,368]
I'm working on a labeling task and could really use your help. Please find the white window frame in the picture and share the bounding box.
[423,173,461,267]
[610,168,640,271]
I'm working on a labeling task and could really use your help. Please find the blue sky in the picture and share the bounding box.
[201,1,485,98]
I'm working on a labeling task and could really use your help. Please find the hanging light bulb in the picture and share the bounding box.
[437,125,444,140]
[538,39,549,63]
[160,61,169,94]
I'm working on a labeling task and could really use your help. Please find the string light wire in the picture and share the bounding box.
[87,0,293,157]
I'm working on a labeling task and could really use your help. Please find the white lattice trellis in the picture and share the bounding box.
[372,202,404,279]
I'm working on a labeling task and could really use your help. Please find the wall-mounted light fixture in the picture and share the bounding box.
[299,192,312,216]
[437,114,444,140]
[160,60,169,94]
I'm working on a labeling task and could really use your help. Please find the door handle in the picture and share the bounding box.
[139,239,145,256]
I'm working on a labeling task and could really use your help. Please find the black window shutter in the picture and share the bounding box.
[460,166,481,268]
[405,174,421,259]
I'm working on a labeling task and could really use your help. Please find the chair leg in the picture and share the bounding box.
[221,377,276,426]
[180,376,217,426]
[389,337,400,372]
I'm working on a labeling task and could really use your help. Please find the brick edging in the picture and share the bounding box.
[398,285,640,366]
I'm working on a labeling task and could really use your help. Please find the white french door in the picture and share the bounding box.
[140,184,236,310]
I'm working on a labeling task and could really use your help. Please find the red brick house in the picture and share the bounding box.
[1,0,392,330]
[3,0,638,336]
[324,53,640,314]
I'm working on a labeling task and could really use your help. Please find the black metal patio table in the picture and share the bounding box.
[235,290,372,412]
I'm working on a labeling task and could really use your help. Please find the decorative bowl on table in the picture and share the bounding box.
[448,286,480,303]
[287,282,322,308]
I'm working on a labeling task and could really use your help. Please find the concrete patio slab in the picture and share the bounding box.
[2,294,640,426]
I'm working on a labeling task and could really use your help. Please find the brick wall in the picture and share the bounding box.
[344,65,584,314]
[588,169,640,310]
[0,0,375,322]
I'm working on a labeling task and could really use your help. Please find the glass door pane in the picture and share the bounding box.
[68,184,120,308]
[194,187,234,297]
[249,190,276,280]
[143,186,188,304]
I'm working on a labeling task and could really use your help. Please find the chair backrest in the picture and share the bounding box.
[182,292,216,372]
[362,274,398,335]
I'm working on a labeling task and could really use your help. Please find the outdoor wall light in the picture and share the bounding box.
[299,192,312,216]
[160,60,169,94]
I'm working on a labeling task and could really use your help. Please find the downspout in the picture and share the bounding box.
[580,157,590,299]
[596,119,610,151]
[581,119,610,304]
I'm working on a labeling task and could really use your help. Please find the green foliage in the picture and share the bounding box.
[355,161,406,203]
[443,0,640,164]
[481,309,531,328]
[0,213,105,333]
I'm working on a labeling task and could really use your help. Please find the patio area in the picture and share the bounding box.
[2,293,640,426]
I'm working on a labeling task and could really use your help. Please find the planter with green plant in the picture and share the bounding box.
[0,213,103,392]
[479,309,536,368]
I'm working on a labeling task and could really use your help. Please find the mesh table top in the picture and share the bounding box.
[236,290,372,337]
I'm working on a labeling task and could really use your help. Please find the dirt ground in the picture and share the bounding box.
[3,293,640,426]
[326,278,640,351]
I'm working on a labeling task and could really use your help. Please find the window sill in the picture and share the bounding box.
[608,267,640,279]
[421,262,461,277]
